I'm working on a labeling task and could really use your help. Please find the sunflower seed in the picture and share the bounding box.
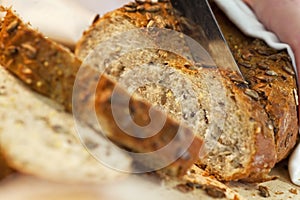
[145,12,152,21]
[21,67,32,75]
[257,48,277,56]
[124,6,137,12]
[25,78,33,85]
[164,3,171,10]
[258,185,270,198]
[6,46,18,55]
[245,89,259,100]
[154,15,166,27]
[146,5,161,12]
[265,70,278,76]
[7,20,19,33]
[239,61,252,68]
[137,5,145,11]
[241,52,253,61]
[36,81,43,88]
[257,62,269,70]
[126,2,137,8]
[21,43,37,59]
[282,65,295,75]
[147,20,156,28]
[294,88,299,106]
[135,0,146,3]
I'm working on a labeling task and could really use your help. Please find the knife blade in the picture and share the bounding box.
[170,0,244,79]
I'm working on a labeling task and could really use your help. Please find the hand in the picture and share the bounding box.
[244,0,300,81]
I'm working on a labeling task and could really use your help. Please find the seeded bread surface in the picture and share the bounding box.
[212,4,298,162]
[0,9,203,177]
[75,0,277,181]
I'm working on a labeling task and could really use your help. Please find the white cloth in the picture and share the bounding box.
[1,0,299,186]
[0,0,129,47]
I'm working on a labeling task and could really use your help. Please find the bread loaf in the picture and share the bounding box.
[212,4,298,162]
[75,1,277,181]
[2,0,295,182]
[0,9,203,177]
[0,10,133,183]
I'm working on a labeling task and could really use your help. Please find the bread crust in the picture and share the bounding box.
[75,0,277,181]
[212,4,299,162]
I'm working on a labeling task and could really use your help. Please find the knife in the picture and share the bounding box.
[170,0,244,79]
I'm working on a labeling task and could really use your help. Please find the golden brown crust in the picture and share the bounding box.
[75,0,278,181]
[0,10,80,112]
[0,1,286,182]
[75,0,181,59]
[195,70,277,182]
[0,153,13,180]
[212,4,298,162]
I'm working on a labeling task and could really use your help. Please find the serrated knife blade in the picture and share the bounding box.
[170,0,244,79]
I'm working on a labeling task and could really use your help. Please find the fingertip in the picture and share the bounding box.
[243,0,254,7]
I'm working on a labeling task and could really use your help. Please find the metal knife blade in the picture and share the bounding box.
[170,0,244,78]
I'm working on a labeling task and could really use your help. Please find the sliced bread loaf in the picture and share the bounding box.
[75,1,277,181]
[0,66,132,183]
[212,4,299,162]
[0,10,132,183]
[0,9,203,177]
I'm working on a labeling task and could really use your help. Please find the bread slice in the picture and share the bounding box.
[0,2,279,181]
[0,9,203,177]
[0,10,133,183]
[75,1,277,181]
[0,65,133,183]
[212,5,299,162]
[0,152,12,180]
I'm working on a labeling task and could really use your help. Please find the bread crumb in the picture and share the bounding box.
[289,188,298,195]
[175,183,194,193]
[258,185,270,198]
[274,191,284,195]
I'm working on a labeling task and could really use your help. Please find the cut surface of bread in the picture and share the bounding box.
[75,1,277,181]
[0,9,203,177]
[0,66,131,183]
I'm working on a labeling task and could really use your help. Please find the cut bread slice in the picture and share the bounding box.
[0,2,277,181]
[75,1,277,181]
[0,66,131,183]
[0,9,203,177]
[0,10,131,183]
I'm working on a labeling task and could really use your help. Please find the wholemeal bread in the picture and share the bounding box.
[2,0,296,182]
[0,5,274,181]
[0,152,12,180]
[212,4,299,162]
[0,65,132,183]
[75,1,277,181]
[0,10,133,183]
[0,9,203,177]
